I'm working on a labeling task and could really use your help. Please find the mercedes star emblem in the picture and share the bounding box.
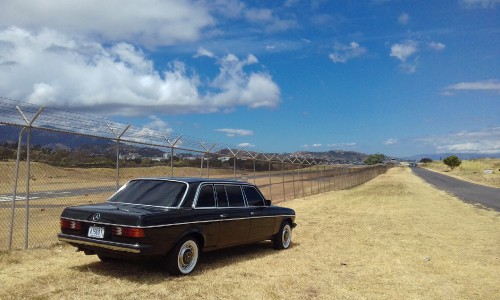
[92,213,101,221]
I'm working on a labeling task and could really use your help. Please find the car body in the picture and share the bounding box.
[58,177,296,275]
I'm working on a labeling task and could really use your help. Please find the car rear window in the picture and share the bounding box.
[107,180,187,207]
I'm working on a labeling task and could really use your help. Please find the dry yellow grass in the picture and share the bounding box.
[0,167,498,299]
[423,158,500,188]
[0,161,239,194]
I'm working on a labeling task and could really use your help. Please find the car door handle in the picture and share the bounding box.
[250,212,256,216]
[220,214,228,218]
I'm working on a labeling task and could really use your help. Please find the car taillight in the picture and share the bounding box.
[112,226,145,238]
[60,219,82,230]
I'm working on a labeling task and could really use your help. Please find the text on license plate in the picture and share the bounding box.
[88,226,105,239]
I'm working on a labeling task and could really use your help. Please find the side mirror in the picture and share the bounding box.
[264,199,272,206]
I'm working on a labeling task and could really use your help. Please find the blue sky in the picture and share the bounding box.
[0,0,499,157]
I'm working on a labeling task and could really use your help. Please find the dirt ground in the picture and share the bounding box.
[0,167,498,299]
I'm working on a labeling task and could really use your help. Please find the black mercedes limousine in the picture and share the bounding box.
[58,177,296,275]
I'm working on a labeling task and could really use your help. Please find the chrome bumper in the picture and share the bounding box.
[58,233,151,254]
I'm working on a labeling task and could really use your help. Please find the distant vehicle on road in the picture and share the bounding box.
[59,178,296,275]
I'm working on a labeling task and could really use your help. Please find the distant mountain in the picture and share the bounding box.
[1,124,369,162]
[0,124,163,157]
[216,149,368,164]
[404,153,500,161]
[292,150,368,164]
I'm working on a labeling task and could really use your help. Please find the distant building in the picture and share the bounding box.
[119,152,141,160]
[218,156,231,162]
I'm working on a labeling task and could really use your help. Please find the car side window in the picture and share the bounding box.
[225,185,245,207]
[243,186,265,207]
[196,184,216,208]
[215,185,228,207]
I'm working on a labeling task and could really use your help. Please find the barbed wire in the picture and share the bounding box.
[1,96,325,163]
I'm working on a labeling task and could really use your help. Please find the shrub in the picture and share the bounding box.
[443,155,462,170]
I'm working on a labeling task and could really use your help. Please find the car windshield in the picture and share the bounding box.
[107,180,187,207]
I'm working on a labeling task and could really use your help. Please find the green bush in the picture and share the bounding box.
[443,155,462,170]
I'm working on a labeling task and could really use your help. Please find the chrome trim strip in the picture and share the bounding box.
[61,214,295,229]
[58,237,141,253]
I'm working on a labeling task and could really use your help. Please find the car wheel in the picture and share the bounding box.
[273,221,292,250]
[165,237,200,276]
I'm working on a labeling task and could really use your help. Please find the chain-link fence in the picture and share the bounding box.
[0,97,392,251]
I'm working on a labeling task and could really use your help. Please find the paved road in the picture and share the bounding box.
[410,166,500,211]
[0,186,117,205]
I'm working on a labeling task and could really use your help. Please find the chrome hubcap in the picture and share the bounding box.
[282,225,292,248]
[178,240,198,273]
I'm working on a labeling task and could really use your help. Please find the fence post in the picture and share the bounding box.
[246,151,258,184]
[200,143,216,178]
[300,157,306,197]
[163,134,182,177]
[328,163,332,191]
[315,161,320,194]
[288,157,296,200]
[24,127,32,250]
[107,123,131,190]
[227,148,241,180]
[8,127,26,250]
[302,158,312,195]
[278,156,286,201]
[8,105,44,250]
[262,154,275,201]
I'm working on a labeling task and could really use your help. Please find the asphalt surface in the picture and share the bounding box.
[0,186,117,207]
[410,166,500,211]
[7,168,497,211]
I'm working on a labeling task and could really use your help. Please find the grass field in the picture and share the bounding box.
[1,161,375,250]
[0,166,498,299]
[423,158,500,188]
[0,161,239,194]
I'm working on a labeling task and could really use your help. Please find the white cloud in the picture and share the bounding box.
[0,27,280,116]
[329,42,367,63]
[390,40,419,73]
[417,127,500,154]
[398,13,410,25]
[244,8,298,32]
[215,128,254,137]
[301,144,322,149]
[390,40,418,62]
[0,0,214,48]
[144,116,172,133]
[460,0,500,8]
[327,142,357,148]
[444,79,500,92]
[429,41,446,51]
[238,142,255,148]
[210,0,246,18]
[194,47,215,58]
[284,0,300,7]
[210,54,280,109]
[384,139,399,145]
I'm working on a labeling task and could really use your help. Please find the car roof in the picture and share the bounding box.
[131,177,250,185]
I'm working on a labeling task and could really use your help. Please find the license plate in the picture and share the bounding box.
[88,226,105,239]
